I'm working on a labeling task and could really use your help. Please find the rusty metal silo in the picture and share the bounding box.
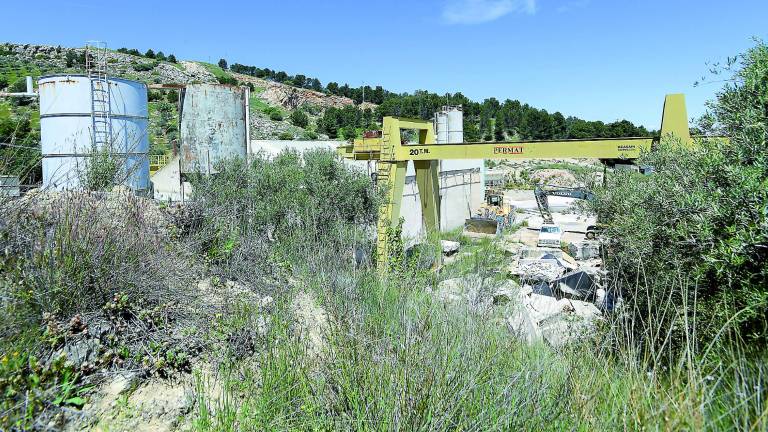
[179,84,248,175]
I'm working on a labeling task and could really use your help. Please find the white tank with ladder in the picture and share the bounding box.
[38,42,150,191]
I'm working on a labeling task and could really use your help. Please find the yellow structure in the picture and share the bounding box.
[339,94,691,271]
[149,154,172,175]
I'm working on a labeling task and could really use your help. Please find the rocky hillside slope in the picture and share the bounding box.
[0,43,363,144]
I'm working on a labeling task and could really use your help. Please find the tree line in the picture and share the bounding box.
[116,48,177,63]
[220,58,653,141]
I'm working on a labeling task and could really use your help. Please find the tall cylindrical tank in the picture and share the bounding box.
[434,106,463,144]
[446,106,464,144]
[179,84,247,175]
[434,111,449,144]
[38,75,149,191]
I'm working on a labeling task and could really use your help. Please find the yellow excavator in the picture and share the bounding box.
[464,189,515,234]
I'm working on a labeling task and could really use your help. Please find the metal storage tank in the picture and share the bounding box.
[434,106,463,144]
[38,75,149,191]
[434,111,449,144]
[179,84,248,175]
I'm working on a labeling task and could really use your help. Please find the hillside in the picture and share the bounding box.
[1,41,656,182]
[0,43,360,161]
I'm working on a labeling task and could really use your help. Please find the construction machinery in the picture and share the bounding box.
[464,189,515,234]
[338,94,692,272]
[533,185,595,247]
[533,185,594,225]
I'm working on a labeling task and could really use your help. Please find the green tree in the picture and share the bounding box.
[155,51,166,61]
[290,110,309,128]
[494,117,505,141]
[464,117,481,142]
[591,41,768,356]
[167,54,177,63]
[145,49,155,59]
[218,58,228,70]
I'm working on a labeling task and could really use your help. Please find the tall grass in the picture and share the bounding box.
[190,211,768,431]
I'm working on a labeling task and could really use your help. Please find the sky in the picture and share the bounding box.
[3,0,767,129]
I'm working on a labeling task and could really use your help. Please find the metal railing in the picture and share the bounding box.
[149,154,172,174]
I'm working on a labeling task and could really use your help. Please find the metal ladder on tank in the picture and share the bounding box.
[86,42,113,151]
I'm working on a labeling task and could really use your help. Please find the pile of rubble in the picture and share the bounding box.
[433,239,621,348]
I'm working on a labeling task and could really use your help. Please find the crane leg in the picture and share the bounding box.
[376,160,407,272]
[414,160,440,233]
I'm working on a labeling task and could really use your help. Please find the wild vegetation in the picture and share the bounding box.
[0,40,766,430]
[590,41,768,357]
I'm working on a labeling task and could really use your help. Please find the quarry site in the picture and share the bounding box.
[1,14,767,431]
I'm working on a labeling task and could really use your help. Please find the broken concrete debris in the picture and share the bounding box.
[440,239,461,256]
[506,293,603,347]
[567,240,601,260]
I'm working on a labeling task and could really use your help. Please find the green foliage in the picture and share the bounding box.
[189,150,380,260]
[278,131,294,140]
[218,58,228,70]
[0,103,42,183]
[198,62,238,85]
[317,105,373,139]
[167,54,177,63]
[289,109,309,128]
[64,50,84,68]
[268,108,283,121]
[302,130,318,140]
[134,62,158,72]
[148,99,179,155]
[590,40,768,356]
[84,148,119,191]
[144,49,155,59]
[0,350,87,430]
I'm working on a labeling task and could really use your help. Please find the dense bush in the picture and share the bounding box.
[134,62,157,72]
[591,41,768,356]
[265,107,283,121]
[290,109,309,128]
[189,150,380,262]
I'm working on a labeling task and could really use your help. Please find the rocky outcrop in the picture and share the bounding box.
[232,72,359,111]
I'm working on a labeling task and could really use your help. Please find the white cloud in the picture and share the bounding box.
[556,0,590,13]
[442,0,537,25]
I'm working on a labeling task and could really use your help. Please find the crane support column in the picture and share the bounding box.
[660,94,691,145]
[414,160,440,233]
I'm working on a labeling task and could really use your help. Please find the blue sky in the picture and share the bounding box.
[4,0,767,128]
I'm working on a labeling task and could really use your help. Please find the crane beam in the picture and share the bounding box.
[341,94,692,272]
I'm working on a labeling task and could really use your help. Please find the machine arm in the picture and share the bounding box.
[534,185,595,225]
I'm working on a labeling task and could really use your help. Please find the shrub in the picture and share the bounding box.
[134,62,157,72]
[278,131,294,140]
[267,108,283,121]
[590,40,768,356]
[188,150,380,262]
[0,189,197,427]
[83,148,119,191]
[302,130,319,140]
[290,109,309,128]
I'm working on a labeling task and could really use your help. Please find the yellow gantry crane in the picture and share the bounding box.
[338,94,692,271]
